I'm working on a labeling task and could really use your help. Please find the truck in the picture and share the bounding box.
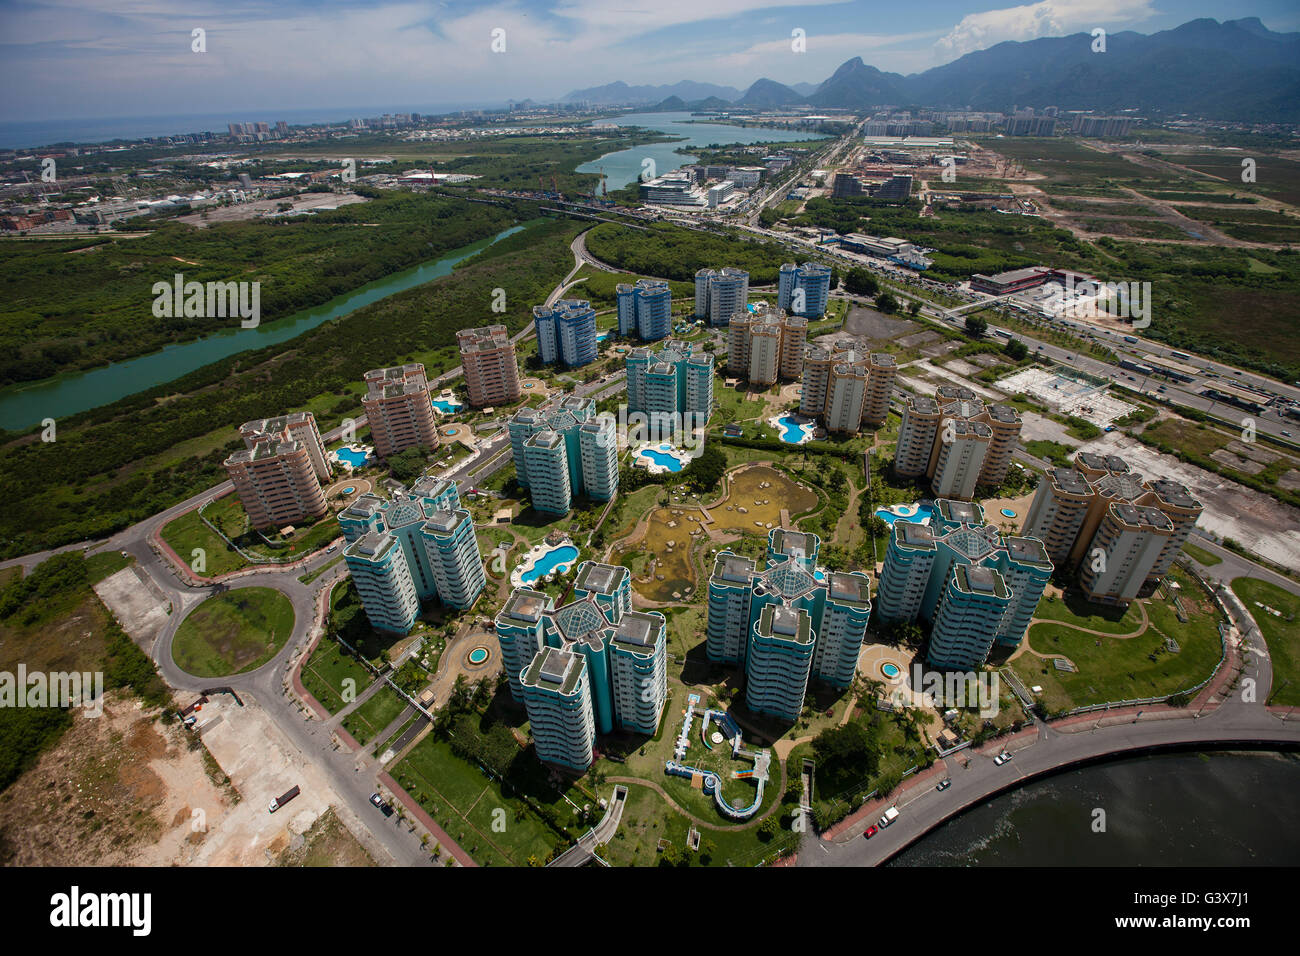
[268,785,300,813]
[1123,335,1138,344]
[879,806,900,828]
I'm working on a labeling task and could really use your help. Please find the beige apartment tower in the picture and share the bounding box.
[800,344,897,434]
[893,385,1022,499]
[361,364,441,459]
[224,412,331,530]
[458,325,521,407]
[1022,451,1203,602]
[727,303,806,386]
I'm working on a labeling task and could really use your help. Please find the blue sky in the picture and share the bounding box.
[2,0,1297,121]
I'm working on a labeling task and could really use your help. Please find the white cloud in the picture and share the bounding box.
[935,0,1156,58]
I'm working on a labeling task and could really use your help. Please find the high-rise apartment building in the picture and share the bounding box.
[625,339,714,433]
[727,302,806,386]
[800,345,897,433]
[507,396,618,514]
[1022,451,1202,605]
[361,364,441,458]
[533,299,597,368]
[616,279,672,342]
[694,268,749,326]
[457,326,521,407]
[496,561,666,771]
[894,386,1022,499]
[224,412,332,529]
[338,477,485,631]
[875,499,1051,668]
[777,262,831,318]
[706,529,872,722]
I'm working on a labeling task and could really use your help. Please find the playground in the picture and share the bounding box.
[664,693,771,821]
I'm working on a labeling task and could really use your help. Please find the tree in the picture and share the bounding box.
[1004,338,1029,360]
[875,292,899,314]
[908,299,922,316]
[843,267,879,298]
[964,314,988,337]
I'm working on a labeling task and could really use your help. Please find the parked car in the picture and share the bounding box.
[864,825,878,839]
[993,753,1009,766]
[936,779,952,791]
[370,792,394,817]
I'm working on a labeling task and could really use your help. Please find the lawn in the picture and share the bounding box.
[1034,589,1143,636]
[342,687,410,746]
[161,493,344,577]
[395,735,574,867]
[1012,569,1225,713]
[1181,542,1222,567]
[171,586,295,678]
[299,638,374,713]
[1231,577,1300,707]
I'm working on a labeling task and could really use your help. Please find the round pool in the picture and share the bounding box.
[1000,508,1017,518]
[881,662,901,679]
[467,646,490,666]
[523,382,535,388]
[342,486,356,495]
[446,428,459,436]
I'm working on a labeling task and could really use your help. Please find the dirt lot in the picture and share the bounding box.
[175,192,369,228]
[0,688,377,866]
[0,693,234,866]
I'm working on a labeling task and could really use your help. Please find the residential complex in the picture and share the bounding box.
[800,344,897,433]
[361,364,441,458]
[339,477,486,633]
[874,500,1052,670]
[495,561,668,771]
[533,298,598,368]
[706,528,872,722]
[777,262,832,318]
[626,339,714,433]
[894,385,1022,499]
[224,411,332,530]
[616,278,673,342]
[457,325,521,407]
[726,302,806,386]
[694,268,749,326]
[508,396,618,514]
[1022,451,1203,605]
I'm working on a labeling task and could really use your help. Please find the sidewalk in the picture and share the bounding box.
[378,770,476,867]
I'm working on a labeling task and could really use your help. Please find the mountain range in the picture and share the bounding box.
[562,18,1300,122]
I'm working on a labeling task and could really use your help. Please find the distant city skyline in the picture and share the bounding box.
[3,1,1298,125]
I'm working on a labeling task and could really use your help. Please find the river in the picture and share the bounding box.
[0,223,529,430]
[888,749,1300,866]
[577,112,827,190]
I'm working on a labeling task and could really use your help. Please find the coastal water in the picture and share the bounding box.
[577,112,827,190]
[889,750,1300,866]
[0,223,528,430]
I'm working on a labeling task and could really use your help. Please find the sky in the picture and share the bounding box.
[2,0,1298,122]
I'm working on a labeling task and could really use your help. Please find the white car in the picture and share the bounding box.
[993,752,1011,766]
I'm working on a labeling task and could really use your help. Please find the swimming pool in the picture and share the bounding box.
[637,443,688,473]
[335,447,370,468]
[432,398,464,414]
[596,331,610,343]
[881,662,901,679]
[467,646,490,666]
[775,414,815,444]
[1000,508,1018,518]
[341,486,356,495]
[875,503,938,526]
[519,544,579,584]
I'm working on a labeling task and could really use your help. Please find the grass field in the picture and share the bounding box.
[171,587,295,678]
[1182,542,1222,567]
[342,687,409,746]
[1012,569,1225,713]
[161,494,343,578]
[1231,577,1300,706]
[299,637,375,713]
